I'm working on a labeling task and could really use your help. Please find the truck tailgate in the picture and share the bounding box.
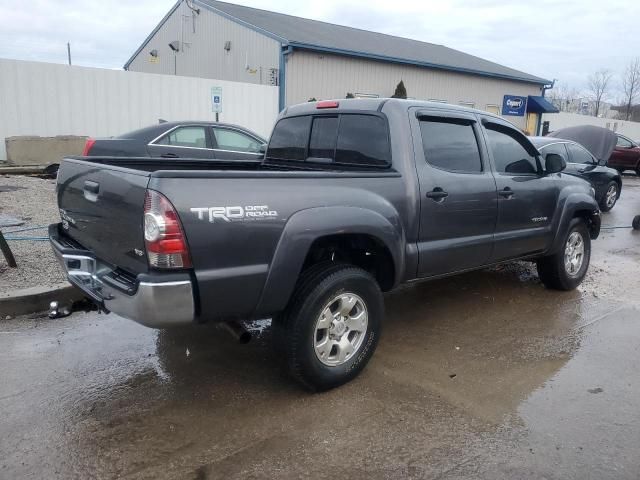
[56,158,150,275]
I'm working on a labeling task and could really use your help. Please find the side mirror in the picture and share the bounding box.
[259,143,267,153]
[598,158,607,166]
[545,153,566,174]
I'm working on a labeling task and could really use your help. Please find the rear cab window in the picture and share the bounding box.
[266,113,391,168]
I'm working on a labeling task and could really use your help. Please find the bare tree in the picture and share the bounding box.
[587,69,612,117]
[621,57,640,120]
[548,83,580,113]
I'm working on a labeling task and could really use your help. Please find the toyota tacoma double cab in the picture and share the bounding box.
[50,99,601,391]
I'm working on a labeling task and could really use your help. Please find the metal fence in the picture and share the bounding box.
[0,58,279,160]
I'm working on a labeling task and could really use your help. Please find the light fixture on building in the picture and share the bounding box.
[149,49,158,57]
[168,41,180,52]
[224,41,231,52]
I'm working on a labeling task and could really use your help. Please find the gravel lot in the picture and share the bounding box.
[0,175,65,293]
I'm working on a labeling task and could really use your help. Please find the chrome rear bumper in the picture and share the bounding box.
[49,224,195,328]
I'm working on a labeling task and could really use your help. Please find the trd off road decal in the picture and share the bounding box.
[190,205,278,223]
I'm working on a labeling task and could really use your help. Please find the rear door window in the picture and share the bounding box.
[419,119,482,173]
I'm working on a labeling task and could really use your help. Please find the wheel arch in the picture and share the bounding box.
[254,206,405,316]
[549,193,600,254]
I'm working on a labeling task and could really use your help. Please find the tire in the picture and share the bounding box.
[599,181,619,212]
[633,215,640,231]
[537,218,591,291]
[274,262,383,391]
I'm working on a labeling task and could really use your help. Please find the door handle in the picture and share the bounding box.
[577,169,586,173]
[498,187,514,198]
[426,188,449,201]
[161,153,179,158]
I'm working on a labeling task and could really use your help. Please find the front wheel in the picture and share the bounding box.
[599,181,619,212]
[274,263,383,391]
[537,218,591,291]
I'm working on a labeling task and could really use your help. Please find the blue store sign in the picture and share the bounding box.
[502,95,527,116]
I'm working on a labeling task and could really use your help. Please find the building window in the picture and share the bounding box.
[459,101,475,108]
[428,99,447,103]
[354,93,380,99]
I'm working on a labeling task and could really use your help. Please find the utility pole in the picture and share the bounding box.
[67,42,71,65]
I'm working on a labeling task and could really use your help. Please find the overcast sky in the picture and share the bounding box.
[1,0,638,100]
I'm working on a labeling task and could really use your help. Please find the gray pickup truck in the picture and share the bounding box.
[50,98,601,391]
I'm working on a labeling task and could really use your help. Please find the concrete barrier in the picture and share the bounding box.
[5,135,87,166]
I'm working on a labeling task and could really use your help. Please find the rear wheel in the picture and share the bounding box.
[599,181,619,212]
[537,218,591,291]
[274,263,383,391]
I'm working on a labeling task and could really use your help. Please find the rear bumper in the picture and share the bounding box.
[49,224,195,328]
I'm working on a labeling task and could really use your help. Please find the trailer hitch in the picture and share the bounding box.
[48,298,101,319]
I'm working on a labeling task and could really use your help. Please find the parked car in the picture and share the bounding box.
[530,136,622,212]
[83,121,268,161]
[50,99,601,391]
[608,134,640,175]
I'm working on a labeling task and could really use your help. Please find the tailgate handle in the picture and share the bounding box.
[84,181,100,194]
[83,180,100,202]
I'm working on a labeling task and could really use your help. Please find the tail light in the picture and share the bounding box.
[143,190,191,269]
[82,138,96,156]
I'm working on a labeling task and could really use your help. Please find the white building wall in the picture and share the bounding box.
[285,50,542,129]
[542,112,640,140]
[127,1,280,85]
[0,58,279,160]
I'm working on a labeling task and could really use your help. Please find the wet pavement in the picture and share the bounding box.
[1,177,639,479]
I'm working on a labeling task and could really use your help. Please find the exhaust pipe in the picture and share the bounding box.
[219,320,251,344]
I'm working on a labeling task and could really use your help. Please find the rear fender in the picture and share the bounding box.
[254,206,404,316]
